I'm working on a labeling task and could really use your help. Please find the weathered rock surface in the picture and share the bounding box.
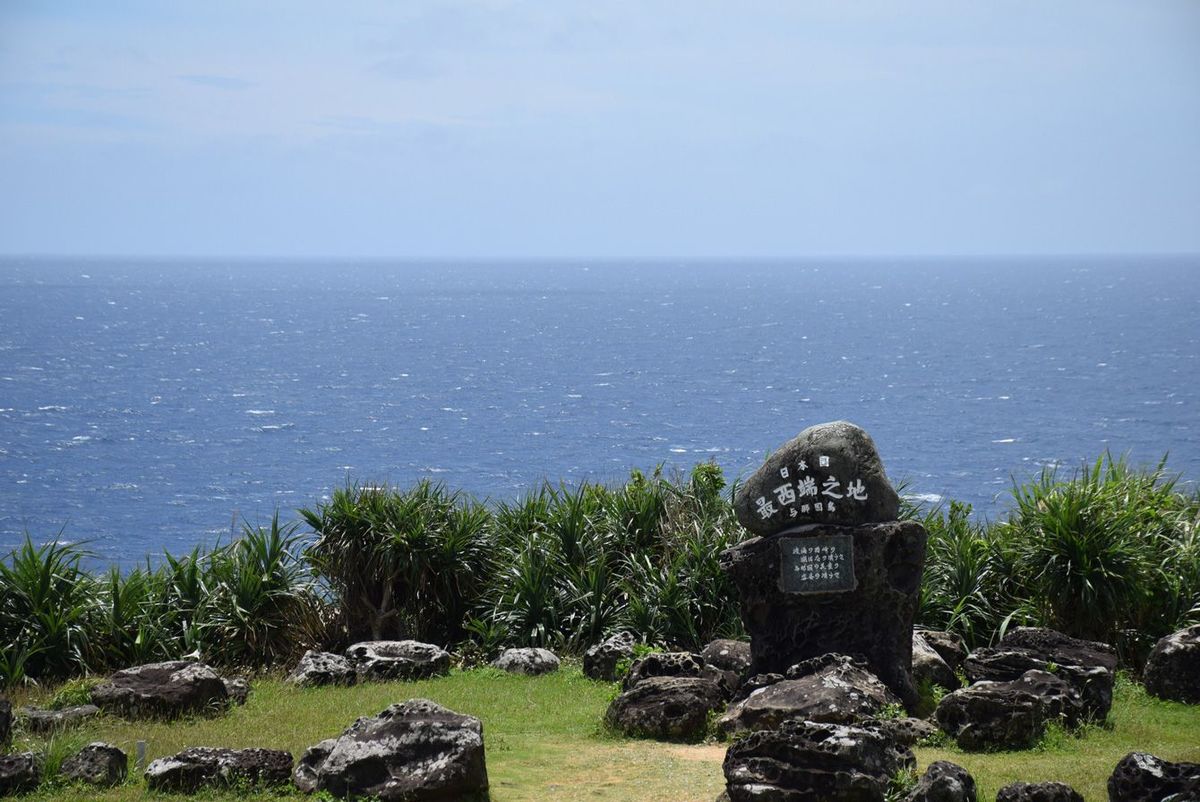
[294,699,488,801]
[1107,752,1200,802]
[995,781,1083,802]
[145,747,293,793]
[701,639,752,675]
[344,640,450,682]
[965,627,1116,721]
[733,421,901,534]
[723,719,914,802]
[286,650,357,688]
[622,652,706,690]
[605,676,725,741]
[913,631,960,691]
[721,520,927,708]
[0,698,10,748]
[917,629,968,676]
[902,760,977,802]
[719,653,900,735]
[1144,624,1200,704]
[91,661,229,719]
[492,647,560,675]
[223,677,249,706]
[20,704,101,735]
[60,742,127,787]
[583,631,635,681]
[862,716,939,749]
[0,753,40,795]
[935,669,1084,750]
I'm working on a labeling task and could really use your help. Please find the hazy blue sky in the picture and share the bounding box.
[1,1,1197,258]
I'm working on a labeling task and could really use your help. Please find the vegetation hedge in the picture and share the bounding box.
[2,455,1197,688]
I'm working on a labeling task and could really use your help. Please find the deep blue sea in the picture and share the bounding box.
[1,257,1197,566]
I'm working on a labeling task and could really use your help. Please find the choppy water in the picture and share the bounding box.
[1,257,1197,565]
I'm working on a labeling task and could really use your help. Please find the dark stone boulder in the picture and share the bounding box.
[723,719,914,802]
[344,640,450,682]
[145,747,292,793]
[902,760,977,802]
[733,420,901,534]
[604,676,725,741]
[1144,625,1200,704]
[286,650,357,688]
[1107,752,1200,802]
[583,631,636,681]
[701,639,752,674]
[492,647,560,675]
[0,753,40,795]
[0,698,10,748]
[965,627,1117,721]
[917,629,968,675]
[60,742,127,787]
[721,519,927,709]
[913,631,960,691]
[995,781,1083,802]
[20,704,101,735]
[935,669,1084,750]
[91,661,229,719]
[719,653,901,735]
[622,652,706,690]
[861,716,939,749]
[294,699,488,801]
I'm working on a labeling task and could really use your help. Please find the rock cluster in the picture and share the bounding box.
[935,669,1084,750]
[145,747,293,793]
[1144,624,1200,704]
[295,699,488,801]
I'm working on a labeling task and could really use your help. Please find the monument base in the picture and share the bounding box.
[720,520,927,709]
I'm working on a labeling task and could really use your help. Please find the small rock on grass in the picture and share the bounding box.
[996,781,1083,802]
[0,753,41,795]
[145,746,292,793]
[60,742,127,788]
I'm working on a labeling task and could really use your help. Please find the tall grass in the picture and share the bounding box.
[3,453,1197,688]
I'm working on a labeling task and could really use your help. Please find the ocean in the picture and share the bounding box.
[1,256,1197,565]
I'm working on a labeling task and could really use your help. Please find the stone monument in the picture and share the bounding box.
[721,420,926,708]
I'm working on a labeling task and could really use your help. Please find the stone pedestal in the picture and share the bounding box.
[720,520,926,708]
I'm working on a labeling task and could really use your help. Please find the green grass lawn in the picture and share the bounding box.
[8,668,1200,801]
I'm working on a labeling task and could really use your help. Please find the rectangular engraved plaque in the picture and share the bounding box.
[779,534,856,594]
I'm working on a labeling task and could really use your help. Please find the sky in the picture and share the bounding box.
[1,1,1198,259]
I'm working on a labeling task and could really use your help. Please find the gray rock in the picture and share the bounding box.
[935,669,1084,750]
[0,698,10,748]
[583,631,635,681]
[60,742,127,787]
[294,699,488,801]
[1144,624,1200,704]
[1108,752,1200,802]
[965,627,1117,721]
[0,753,40,795]
[913,631,960,691]
[492,647,560,675]
[903,760,977,802]
[286,650,357,688]
[995,781,1083,802]
[20,704,101,735]
[604,676,725,741]
[91,661,229,719]
[223,677,249,706]
[344,640,450,682]
[916,629,968,675]
[722,719,914,802]
[701,639,752,674]
[720,653,901,735]
[145,746,292,793]
[622,652,706,690]
[861,716,939,749]
[733,421,900,535]
[721,520,927,708]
